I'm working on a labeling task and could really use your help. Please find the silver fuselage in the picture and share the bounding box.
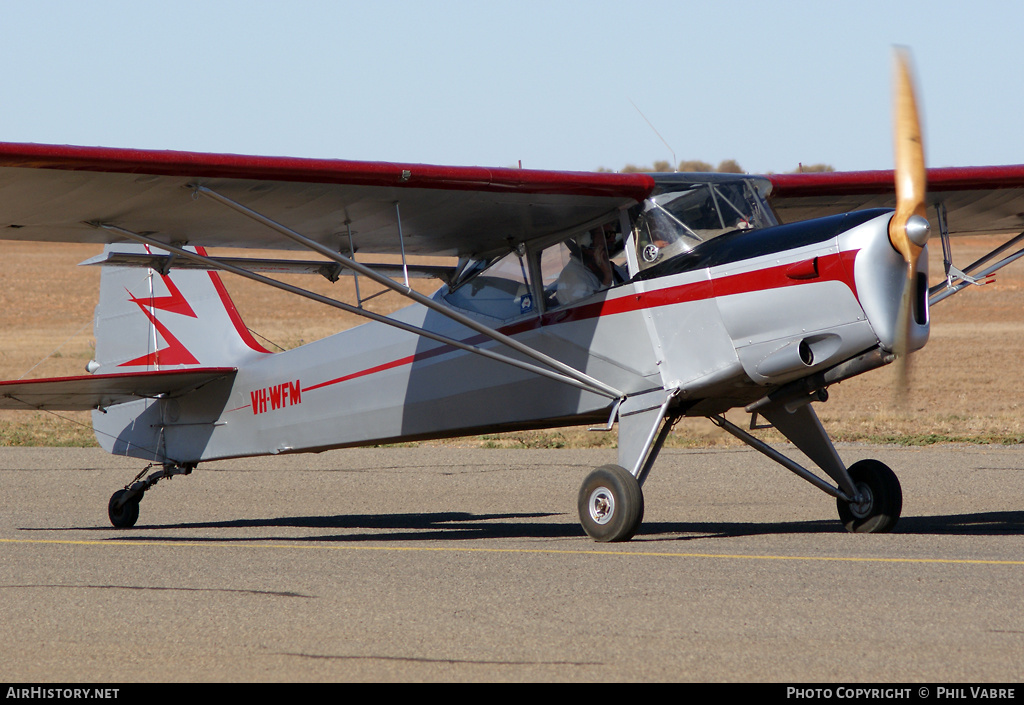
[92,197,928,465]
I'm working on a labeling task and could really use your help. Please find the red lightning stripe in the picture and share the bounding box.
[127,273,197,318]
[118,273,200,367]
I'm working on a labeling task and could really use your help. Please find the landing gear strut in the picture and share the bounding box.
[575,389,678,542]
[106,461,196,528]
[712,404,904,534]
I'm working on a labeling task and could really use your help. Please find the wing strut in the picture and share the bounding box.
[345,220,362,305]
[95,222,624,401]
[929,200,1024,305]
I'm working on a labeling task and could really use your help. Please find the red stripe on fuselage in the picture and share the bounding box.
[504,249,859,333]
[302,356,417,393]
[273,250,860,398]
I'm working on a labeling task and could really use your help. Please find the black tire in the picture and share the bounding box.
[108,490,140,529]
[837,459,902,533]
[578,464,644,542]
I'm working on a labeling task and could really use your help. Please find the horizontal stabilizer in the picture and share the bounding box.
[0,368,237,411]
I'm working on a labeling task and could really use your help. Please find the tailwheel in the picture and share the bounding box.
[108,489,141,529]
[578,464,644,542]
[837,459,902,533]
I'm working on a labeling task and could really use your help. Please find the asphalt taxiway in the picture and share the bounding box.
[1,444,1022,682]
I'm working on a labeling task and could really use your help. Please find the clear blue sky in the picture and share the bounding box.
[1,0,1021,174]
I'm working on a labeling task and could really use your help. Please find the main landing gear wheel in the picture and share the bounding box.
[108,490,140,529]
[837,459,902,533]
[578,464,644,542]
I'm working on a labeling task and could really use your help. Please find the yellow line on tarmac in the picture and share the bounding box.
[2,537,1024,566]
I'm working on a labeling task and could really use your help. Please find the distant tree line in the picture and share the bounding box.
[597,160,834,174]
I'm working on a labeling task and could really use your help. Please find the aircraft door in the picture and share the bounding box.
[534,226,662,390]
[638,269,744,393]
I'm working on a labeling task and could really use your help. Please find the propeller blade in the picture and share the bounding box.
[893,261,917,394]
[889,50,927,255]
[887,49,929,389]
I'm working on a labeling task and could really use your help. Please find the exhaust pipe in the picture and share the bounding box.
[755,338,815,379]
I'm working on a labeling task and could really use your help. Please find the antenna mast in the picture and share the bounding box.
[630,99,676,170]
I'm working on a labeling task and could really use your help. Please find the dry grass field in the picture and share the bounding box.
[1,235,1023,448]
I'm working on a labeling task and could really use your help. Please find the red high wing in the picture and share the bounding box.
[768,165,1024,236]
[0,141,655,198]
[0,142,654,258]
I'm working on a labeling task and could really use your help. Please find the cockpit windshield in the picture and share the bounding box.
[634,179,776,270]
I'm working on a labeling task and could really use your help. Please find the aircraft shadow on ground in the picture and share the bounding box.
[23,509,1024,542]
[640,510,1024,540]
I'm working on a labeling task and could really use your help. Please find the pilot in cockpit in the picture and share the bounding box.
[556,223,624,304]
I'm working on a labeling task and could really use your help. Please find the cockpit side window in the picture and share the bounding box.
[441,217,631,319]
[442,250,534,321]
[540,220,628,308]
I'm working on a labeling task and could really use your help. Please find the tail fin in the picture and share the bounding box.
[92,244,271,373]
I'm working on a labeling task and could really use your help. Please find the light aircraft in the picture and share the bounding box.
[2,53,1024,541]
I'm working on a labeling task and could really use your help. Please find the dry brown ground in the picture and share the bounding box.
[1,235,1022,448]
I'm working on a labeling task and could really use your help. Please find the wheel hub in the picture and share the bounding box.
[588,487,615,525]
[849,482,874,519]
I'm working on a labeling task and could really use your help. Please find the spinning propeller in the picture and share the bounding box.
[887,49,930,389]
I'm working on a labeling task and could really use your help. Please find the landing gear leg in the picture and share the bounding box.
[712,401,903,533]
[577,389,679,542]
[107,461,196,528]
